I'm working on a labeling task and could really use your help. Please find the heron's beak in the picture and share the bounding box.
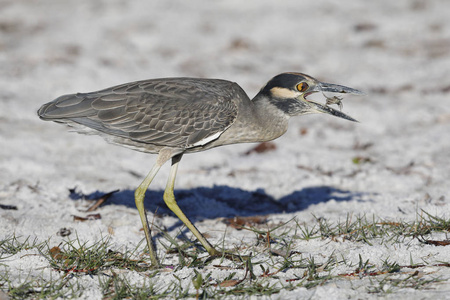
[305,82,365,122]
[317,82,366,96]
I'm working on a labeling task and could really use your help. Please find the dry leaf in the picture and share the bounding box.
[244,142,276,155]
[226,216,268,229]
[424,240,450,246]
[219,279,240,287]
[49,246,64,260]
[73,213,102,222]
[86,189,119,212]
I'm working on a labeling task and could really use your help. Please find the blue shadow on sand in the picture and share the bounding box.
[70,185,361,220]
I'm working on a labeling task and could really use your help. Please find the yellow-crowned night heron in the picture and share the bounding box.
[38,72,364,267]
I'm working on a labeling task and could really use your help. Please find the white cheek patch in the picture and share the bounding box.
[270,87,300,99]
[192,130,224,147]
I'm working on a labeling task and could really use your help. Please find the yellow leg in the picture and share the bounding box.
[135,148,175,267]
[164,155,220,256]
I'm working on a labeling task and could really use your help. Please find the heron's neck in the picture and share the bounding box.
[248,94,290,142]
[195,94,290,149]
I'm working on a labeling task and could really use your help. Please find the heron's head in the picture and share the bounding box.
[258,72,365,122]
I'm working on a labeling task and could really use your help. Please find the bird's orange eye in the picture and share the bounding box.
[296,82,309,92]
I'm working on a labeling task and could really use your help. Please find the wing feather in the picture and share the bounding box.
[38,78,242,149]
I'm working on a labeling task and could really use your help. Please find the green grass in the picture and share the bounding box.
[294,210,450,245]
[1,270,83,299]
[0,234,44,259]
[0,211,449,299]
[99,275,177,300]
[43,235,151,274]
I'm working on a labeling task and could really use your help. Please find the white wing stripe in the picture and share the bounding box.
[191,131,224,147]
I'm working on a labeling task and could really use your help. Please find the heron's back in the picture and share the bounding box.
[38,78,247,153]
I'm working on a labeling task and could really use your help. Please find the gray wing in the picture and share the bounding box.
[38,78,242,149]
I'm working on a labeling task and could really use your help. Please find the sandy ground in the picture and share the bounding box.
[1,0,450,299]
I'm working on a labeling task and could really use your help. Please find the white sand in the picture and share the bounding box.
[1,0,450,298]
